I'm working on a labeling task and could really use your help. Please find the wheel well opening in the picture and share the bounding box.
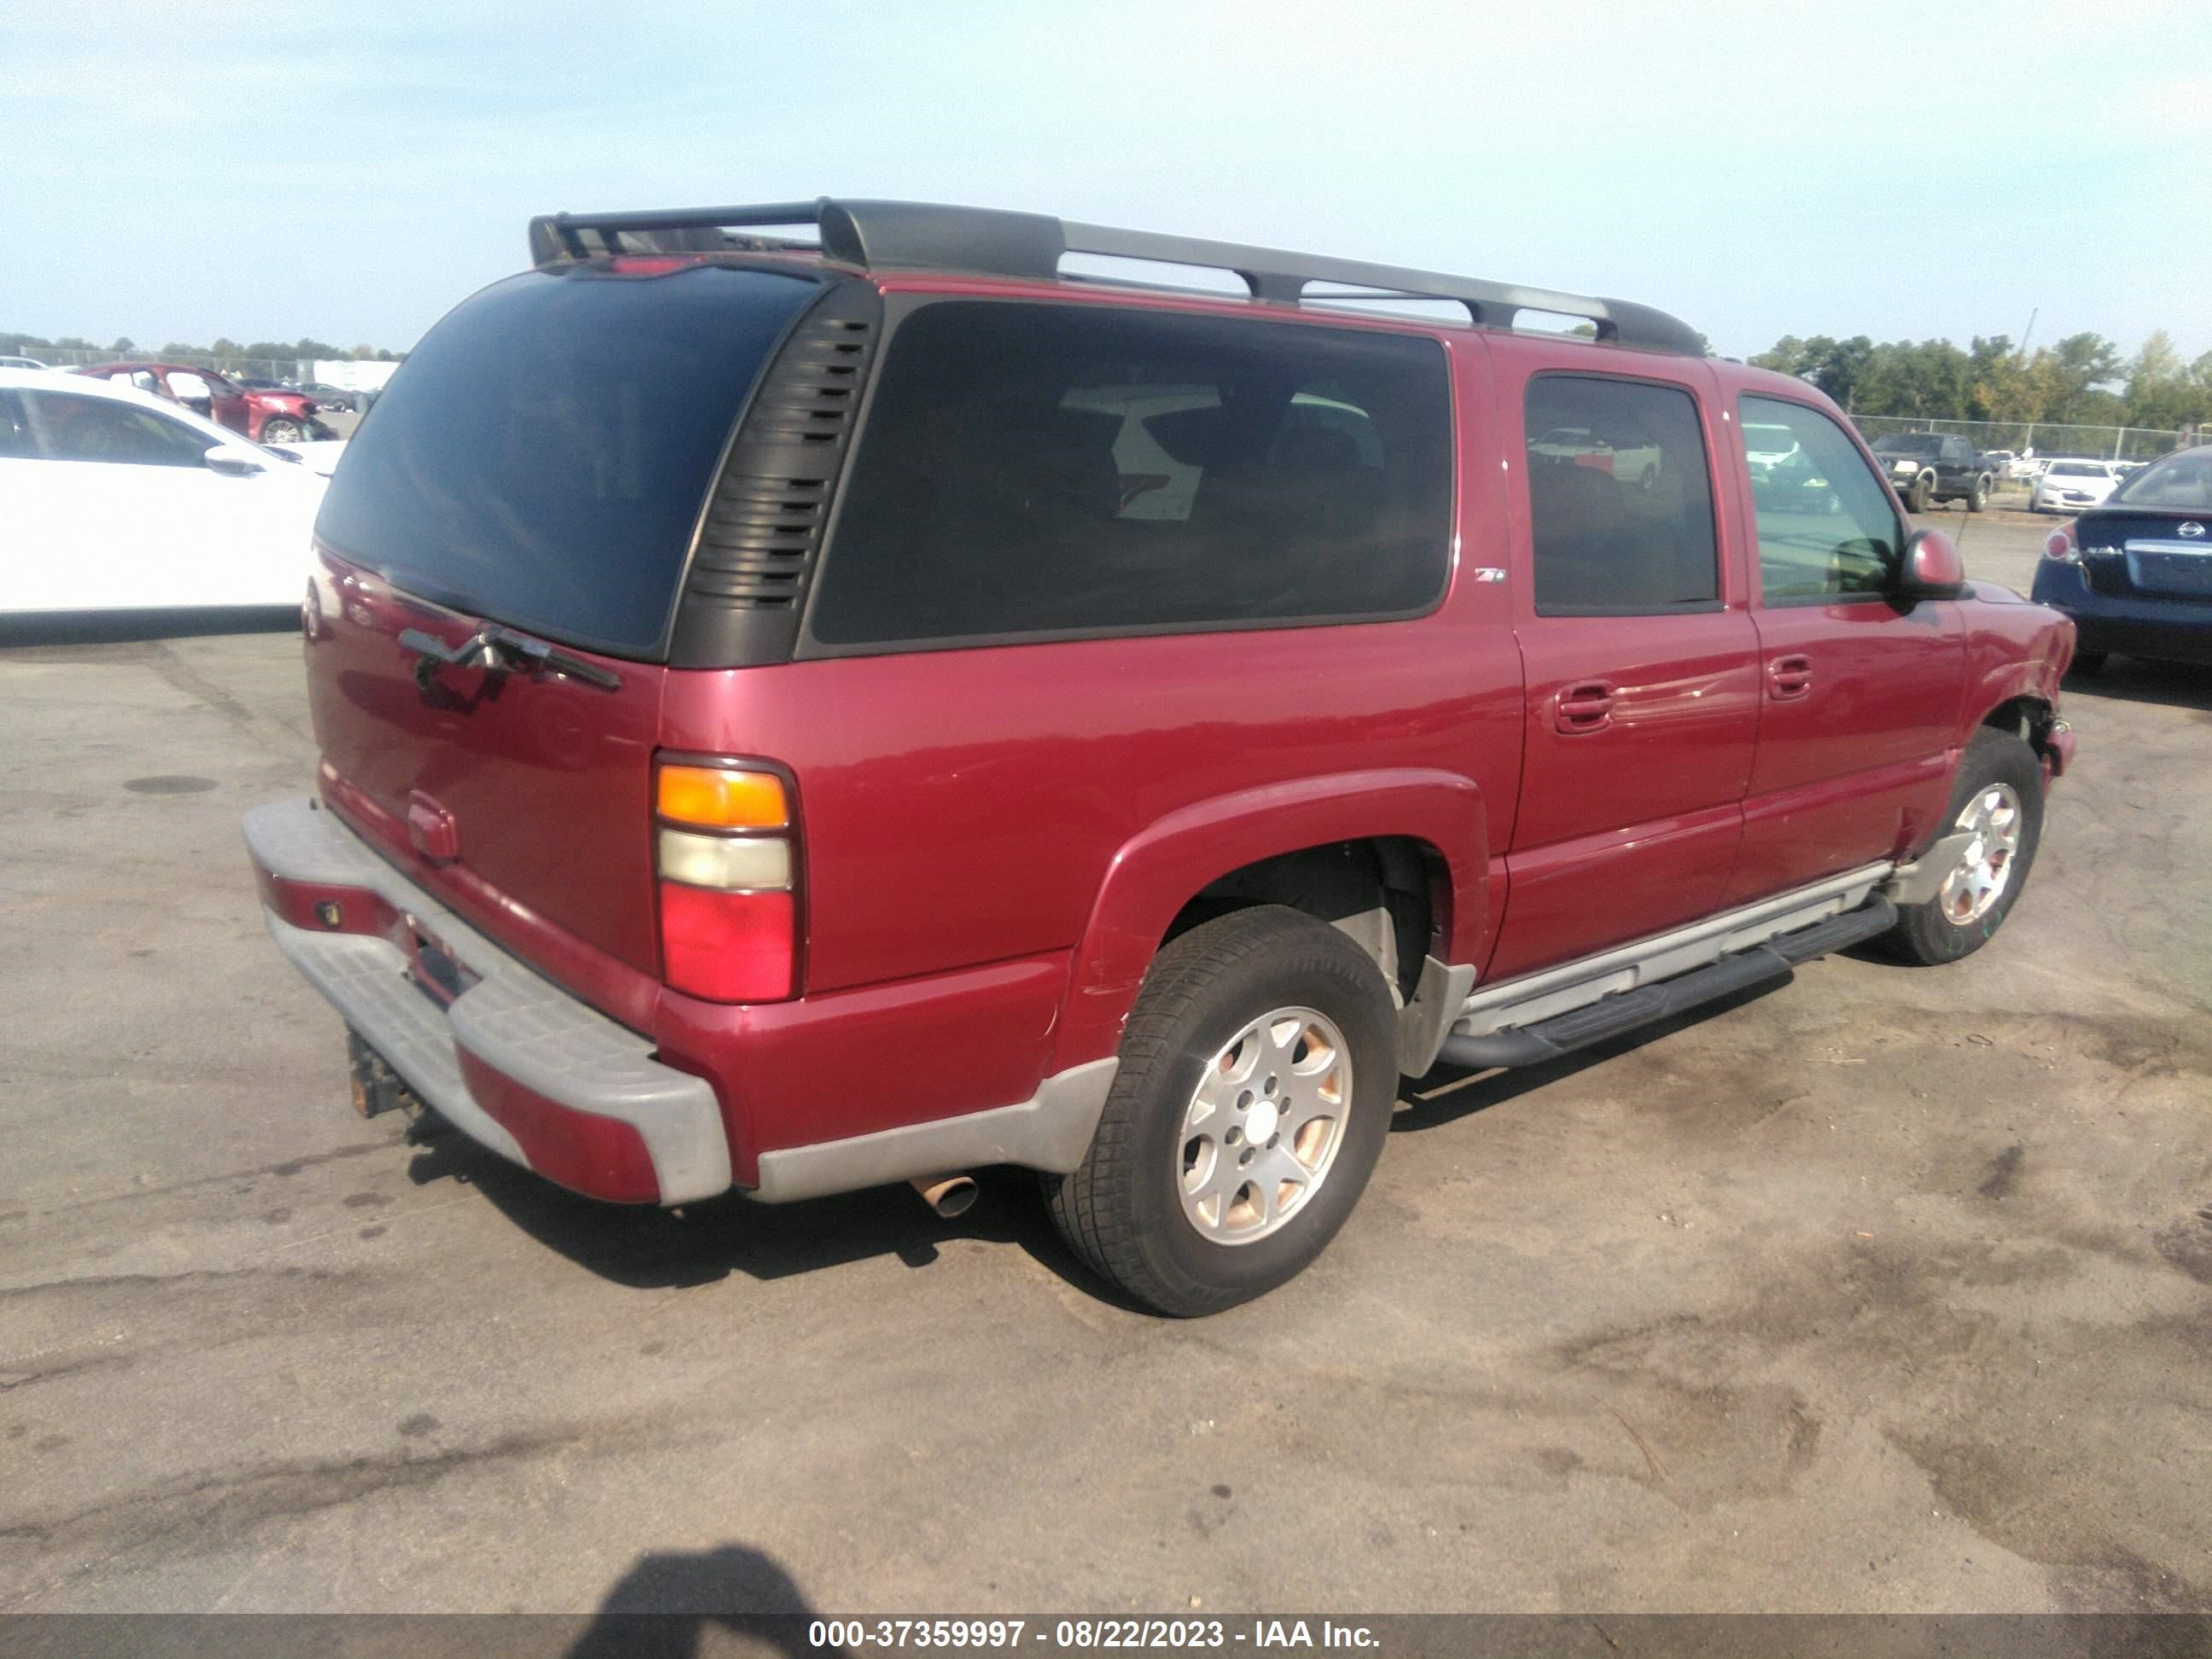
[1161,838,1444,1003]
[1982,696,2055,751]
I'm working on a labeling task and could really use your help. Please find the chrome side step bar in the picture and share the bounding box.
[1440,862,1894,1068]
[1436,895,1896,1070]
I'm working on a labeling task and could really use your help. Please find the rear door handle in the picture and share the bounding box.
[1768,655,1813,700]
[1553,679,1616,734]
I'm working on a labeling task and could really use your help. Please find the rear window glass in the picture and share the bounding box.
[315,264,818,655]
[807,301,1452,647]
[2110,450,2212,509]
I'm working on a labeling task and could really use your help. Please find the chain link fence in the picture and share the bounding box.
[28,345,314,383]
[1851,414,2190,463]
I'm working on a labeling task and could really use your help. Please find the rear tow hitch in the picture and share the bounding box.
[346,1029,422,1121]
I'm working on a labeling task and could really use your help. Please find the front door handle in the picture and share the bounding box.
[1768,654,1813,700]
[1554,679,1616,733]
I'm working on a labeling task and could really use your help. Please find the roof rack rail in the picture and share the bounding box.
[526,198,1705,357]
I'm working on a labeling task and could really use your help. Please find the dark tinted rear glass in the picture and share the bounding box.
[808,301,1452,647]
[316,264,817,655]
[2110,448,2212,510]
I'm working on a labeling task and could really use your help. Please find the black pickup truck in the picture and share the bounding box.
[1868,432,1994,513]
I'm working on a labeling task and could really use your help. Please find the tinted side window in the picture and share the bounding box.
[0,392,29,458]
[1524,375,1720,615]
[1738,396,1903,602]
[24,392,212,467]
[808,302,1452,647]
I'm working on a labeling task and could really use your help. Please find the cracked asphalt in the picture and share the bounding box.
[1,509,2206,1617]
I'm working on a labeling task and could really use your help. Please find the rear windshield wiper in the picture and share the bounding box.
[398,623,623,692]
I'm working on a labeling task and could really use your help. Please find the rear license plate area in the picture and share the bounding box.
[2128,551,2212,599]
[394,916,478,1007]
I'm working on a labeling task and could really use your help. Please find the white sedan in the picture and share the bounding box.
[1,368,327,614]
[265,438,348,477]
[2029,458,2119,514]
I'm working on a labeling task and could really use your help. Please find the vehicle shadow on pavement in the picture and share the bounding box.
[397,985,1800,1307]
[2061,659,2212,712]
[403,1122,1126,1304]
[567,1542,824,1656]
[1394,979,1790,1132]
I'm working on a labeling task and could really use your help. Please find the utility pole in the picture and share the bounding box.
[2017,307,2038,362]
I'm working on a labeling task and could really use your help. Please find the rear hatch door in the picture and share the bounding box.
[302,259,822,984]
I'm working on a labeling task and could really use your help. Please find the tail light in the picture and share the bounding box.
[654,760,798,1003]
[2043,524,2078,562]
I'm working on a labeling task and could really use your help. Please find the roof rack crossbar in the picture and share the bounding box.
[526,198,1705,356]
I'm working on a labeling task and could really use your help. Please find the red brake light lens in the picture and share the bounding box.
[659,883,795,1003]
[2043,526,2077,562]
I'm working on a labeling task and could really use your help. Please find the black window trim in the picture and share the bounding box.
[1734,391,1910,609]
[1521,366,1726,620]
[789,290,1459,661]
[1533,599,1729,618]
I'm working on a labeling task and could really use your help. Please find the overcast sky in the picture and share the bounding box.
[6,0,2207,364]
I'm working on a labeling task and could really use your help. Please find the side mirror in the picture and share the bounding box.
[1897,527,1965,600]
[204,445,265,476]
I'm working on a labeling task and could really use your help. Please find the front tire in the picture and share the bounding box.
[1046,906,1398,1317]
[2068,651,2107,677]
[1967,474,1989,512]
[259,416,306,445]
[1908,473,1935,514]
[1882,728,2044,966]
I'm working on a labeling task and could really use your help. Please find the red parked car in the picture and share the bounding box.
[73,361,321,444]
[244,199,2077,1315]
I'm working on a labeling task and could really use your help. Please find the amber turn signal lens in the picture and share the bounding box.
[656,765,788,830]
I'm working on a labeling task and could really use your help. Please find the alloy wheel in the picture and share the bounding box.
[1938,783,2023,925]
[1178,1005,1351,1245]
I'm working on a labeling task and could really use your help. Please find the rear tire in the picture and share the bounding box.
[1045,906,1398,1317]
[2067,651,2107,677]
[1881,728,2044,967]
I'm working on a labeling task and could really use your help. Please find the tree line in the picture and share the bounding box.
[1,331,402,364]
[1749,329,2210,433]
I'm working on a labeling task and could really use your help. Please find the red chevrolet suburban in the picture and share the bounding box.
[245,199,2077,1315]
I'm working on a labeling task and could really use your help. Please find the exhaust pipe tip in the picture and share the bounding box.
[910,1173,978,1220]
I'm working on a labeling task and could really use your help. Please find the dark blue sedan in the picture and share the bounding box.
[2031,445,2212,672]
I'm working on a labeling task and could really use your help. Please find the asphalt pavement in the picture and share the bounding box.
[1,504,2206,1616]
